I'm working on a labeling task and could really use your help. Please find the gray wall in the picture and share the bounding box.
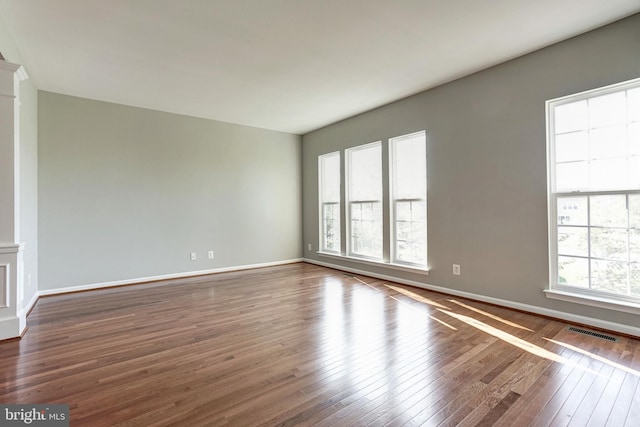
[39,92,301,290]
[302,14,640,327]
[0,16,39,306]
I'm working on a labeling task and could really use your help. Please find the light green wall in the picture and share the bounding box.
[0,16,38,305]
[38,92,301,290]
[302,14,640,327]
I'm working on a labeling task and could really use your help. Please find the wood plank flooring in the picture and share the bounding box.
[1,262,639,426]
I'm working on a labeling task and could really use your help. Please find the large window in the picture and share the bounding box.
[390,131,427,266]
[346,142,383,259]
[547,78,640,306]
[319,152,341,253]
[317,132,428,272]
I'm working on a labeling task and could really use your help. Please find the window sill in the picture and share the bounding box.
[544,288,640,315]
[317,251,429,275]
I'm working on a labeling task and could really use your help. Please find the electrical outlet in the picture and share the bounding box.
[453,264,461,275]
[190,252,197,261]
[307,243,312,251]
[208,250,214,259]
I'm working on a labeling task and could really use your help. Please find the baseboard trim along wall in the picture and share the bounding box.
[38,258,304,297]
[20,291,39,319]
[303,258,640,339]
[25,257,640,339]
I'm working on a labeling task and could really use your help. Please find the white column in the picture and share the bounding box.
[0,60,28,340]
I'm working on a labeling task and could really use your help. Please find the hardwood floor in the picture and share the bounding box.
[1,262,639,426]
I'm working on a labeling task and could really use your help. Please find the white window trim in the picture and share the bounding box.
[317,132,429,275]
[389,130,428,268]
[346,141,383,261]
[546,77,640,312]
[544,288,640,315]
[317,250,429,275]
[318,151,341,254]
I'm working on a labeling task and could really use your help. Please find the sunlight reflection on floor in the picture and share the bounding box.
[447,299,534,331]
[436,308,598,372]
[353,276,606,376]
[317,272,623,413]
[545,338,640,377]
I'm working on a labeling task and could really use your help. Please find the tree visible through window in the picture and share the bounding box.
[548,78,640,303]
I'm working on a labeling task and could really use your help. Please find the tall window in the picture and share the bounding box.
[390,131,427,266]
[346,142,382,259]
[547,78,640,304]
[319,152,341,253]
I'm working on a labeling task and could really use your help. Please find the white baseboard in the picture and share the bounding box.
[22,257,640,339]
[20,291,39,317]
[0,289,35,341]
[38,258,303,297]
[303,258,640,338]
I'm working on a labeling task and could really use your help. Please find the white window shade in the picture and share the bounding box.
[320,152,340,203]
[348,143,382,201]
[391,133,426,199]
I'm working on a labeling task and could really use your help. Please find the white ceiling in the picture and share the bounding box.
[1,1,639,134]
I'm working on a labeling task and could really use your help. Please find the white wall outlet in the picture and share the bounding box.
[208,250,214,259]
[28,273,32,288]
[453,264,461,275]
[190,252,197,261]
[308,243,312,251]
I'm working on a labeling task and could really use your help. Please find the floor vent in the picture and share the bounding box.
[567,326,619,342]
